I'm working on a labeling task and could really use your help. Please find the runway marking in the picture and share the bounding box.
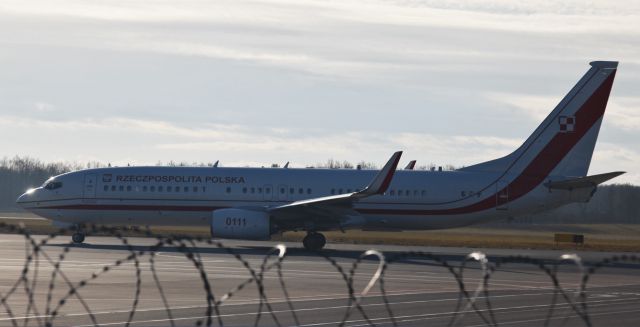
[0,264,586,291]
[0,290,566,321]
[65,295,640,327]
[345,304,640,327]
[1,260,636,294]
[0,216,46,220]
[459,307,640,327]
[301,297,640,327]
[5,289,636,323]
[0,255,576,285]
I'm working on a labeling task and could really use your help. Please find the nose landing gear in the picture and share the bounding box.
[302,232,326,251]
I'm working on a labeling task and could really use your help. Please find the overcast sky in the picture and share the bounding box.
[0,0,638,184]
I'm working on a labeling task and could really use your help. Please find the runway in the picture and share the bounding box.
[0,233,638,326]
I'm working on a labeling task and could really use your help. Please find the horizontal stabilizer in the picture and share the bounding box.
[546,171,625,190]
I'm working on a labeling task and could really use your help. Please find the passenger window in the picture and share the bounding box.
[307,188,312,195]
[103,185,108,191]
[158,186,163,192]
[151,186,155,192]
[226,187,231,193]
[184,186,189,192]
[298,188,303,194]
[143,186,148,192]
[290,188,294,194]
[242,187,247,194]
[111,185,116,191]
[119,185,124,192]
[331,189,335,195]
[390,190,395,196]
[167,186,172,192]
[251,187,255,194]
[127,185,132,192]
[280,188,285,194]
[338,189,343,194]
[175,186,180,192]
[347,189,351,193]
[258,187,263,194]
[193,186,198,192]
[398,190,403,196]
[421,190,426,196]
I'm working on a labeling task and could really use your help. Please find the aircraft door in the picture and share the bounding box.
[496,180,509,210]
[84,174,97,198]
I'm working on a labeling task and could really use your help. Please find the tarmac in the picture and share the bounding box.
[0,233,638,326]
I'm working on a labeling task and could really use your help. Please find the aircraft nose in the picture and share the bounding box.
[16,194,26,207]
[16,189,36,207]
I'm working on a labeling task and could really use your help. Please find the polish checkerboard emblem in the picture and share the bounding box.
[558,115,575,133]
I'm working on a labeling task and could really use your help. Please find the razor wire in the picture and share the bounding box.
[0,222,638,327]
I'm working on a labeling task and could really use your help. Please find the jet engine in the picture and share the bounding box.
[211,208,272,240]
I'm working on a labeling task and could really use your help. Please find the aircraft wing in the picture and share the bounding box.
[268,151,402,228]
[545,171,625,190]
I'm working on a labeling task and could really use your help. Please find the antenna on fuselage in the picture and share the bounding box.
[283,162,289,168]
[213,160,219,167]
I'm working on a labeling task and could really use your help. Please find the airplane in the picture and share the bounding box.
[16,61,624,251]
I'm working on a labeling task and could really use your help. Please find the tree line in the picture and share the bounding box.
[0,156,637,223]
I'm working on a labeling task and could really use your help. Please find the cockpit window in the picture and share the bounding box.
[44,181,63,190]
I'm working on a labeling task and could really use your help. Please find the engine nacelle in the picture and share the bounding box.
[211,209,271,240]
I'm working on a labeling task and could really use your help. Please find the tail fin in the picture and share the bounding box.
[462,61,617,178]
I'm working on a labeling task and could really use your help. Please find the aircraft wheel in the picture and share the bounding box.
[72,232,85,244]
[303,232,326,251]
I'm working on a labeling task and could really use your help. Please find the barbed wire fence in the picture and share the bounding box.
[0,222,638,327]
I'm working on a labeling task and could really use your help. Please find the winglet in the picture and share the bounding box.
[404,160,416,170]
[358,151,402,196]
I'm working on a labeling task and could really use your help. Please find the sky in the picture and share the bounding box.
[0,0,638,184]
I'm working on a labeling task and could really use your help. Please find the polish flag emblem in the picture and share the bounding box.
[102,174,112,182]
[558,115,575,133]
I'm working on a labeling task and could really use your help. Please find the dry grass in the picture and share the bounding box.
[1,213,639,252]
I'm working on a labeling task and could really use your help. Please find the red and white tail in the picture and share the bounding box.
[462,61,617,179]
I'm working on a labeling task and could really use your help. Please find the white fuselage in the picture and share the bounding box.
[16,166,581,231]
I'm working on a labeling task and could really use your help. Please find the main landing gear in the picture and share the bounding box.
[72,232,85,244]
[302,232,326,251]
[72,225,86,244]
